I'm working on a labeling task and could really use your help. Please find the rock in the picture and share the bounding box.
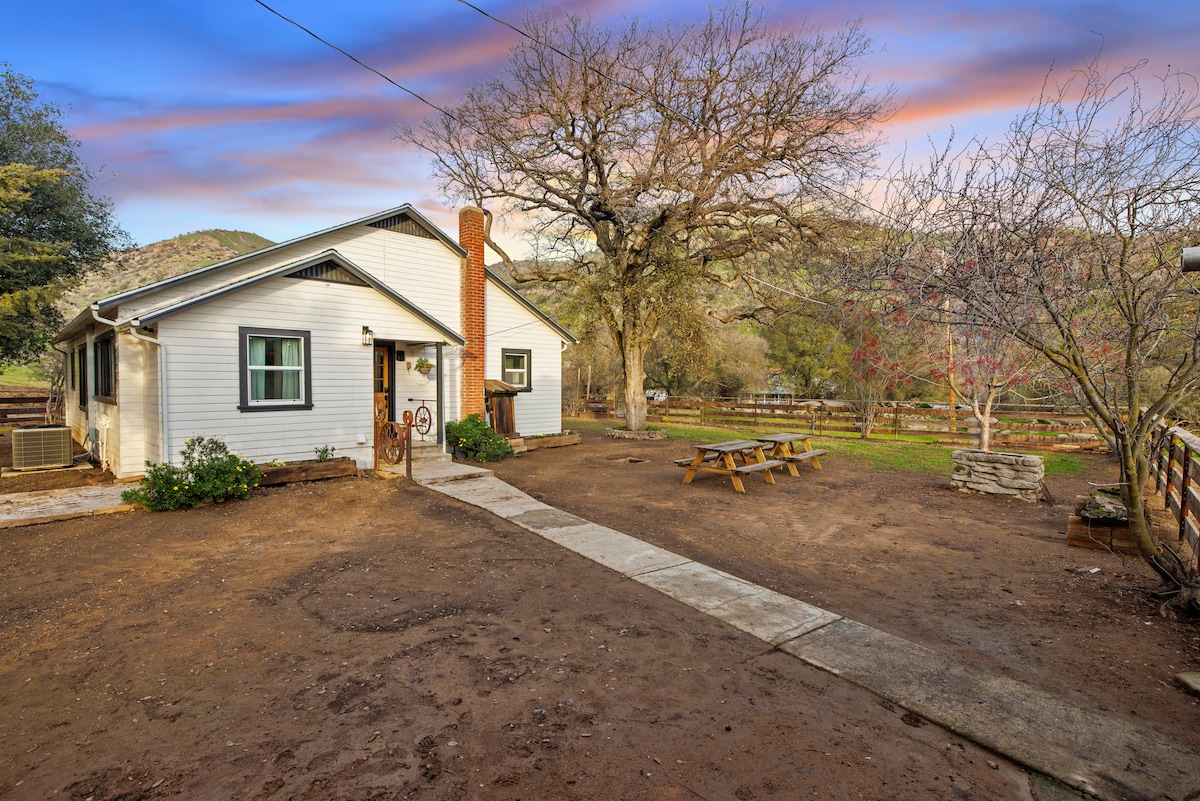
[1082,492,1128,522]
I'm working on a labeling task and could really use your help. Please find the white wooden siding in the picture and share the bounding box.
[485,281,566,436]
[158,274,456,467]
[114,333,160,476]
[120,227,464,335]
[63,337,88,448]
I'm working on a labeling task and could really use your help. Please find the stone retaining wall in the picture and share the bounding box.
[951,449,1044,502]
[604,427,669,440]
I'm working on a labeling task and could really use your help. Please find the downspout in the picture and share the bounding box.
[125,320,169,466]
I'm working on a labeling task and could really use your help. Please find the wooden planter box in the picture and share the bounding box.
[259,457,358,487]
[1066,495,1151,555]
[524,432,581,451]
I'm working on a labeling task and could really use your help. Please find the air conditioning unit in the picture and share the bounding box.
[12,426,74,470]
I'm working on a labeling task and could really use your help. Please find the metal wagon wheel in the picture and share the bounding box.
[413,404,433,436]
[378,421,407,465]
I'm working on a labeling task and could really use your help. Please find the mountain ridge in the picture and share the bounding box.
[64,229,274,314]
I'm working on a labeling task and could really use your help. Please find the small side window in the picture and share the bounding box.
[501,348,532,391]
[94,333,116,401]
[76,346,87,409]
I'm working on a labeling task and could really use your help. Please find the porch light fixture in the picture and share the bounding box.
[361,326,374,346]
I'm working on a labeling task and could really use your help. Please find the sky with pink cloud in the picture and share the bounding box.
[2,0,1196,249]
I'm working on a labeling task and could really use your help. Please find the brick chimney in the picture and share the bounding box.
[459,207,487,418]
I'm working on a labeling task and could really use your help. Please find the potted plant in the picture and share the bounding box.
[414,356,433,375]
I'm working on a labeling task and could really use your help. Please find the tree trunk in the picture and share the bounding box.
[978,414,991,453]
[622,338,648,431]
[858,401,876,440]
[1115,436,1169,576]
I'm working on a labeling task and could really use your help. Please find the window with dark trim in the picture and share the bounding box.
[94,334,116,401]
[76,346,87,410]
[501,348,532,391]
[238,327,313,412]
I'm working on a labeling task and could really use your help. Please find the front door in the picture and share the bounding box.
[373,345,391,424]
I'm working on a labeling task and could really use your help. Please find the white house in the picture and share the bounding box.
[54,205,575,478]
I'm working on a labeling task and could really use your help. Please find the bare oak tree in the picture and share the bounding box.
[401,3,890,429]
[880,60,1200,607]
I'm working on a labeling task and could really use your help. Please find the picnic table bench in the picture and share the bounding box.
[755,432,827,475]
[676,439,784,493]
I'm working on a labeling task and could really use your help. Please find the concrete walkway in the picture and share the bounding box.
[3,462,1196,799]
[415,464,1200,801]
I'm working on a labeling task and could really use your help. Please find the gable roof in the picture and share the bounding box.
[56,203,575,346]
[93,204,464,313]
[56,250,466,345]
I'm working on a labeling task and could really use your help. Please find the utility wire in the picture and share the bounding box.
[253,0,469,128]
[256,0,907,300]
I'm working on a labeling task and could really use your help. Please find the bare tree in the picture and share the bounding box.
[929,321,1056,452]
[880,60,1200,607]
[401,3,891,430]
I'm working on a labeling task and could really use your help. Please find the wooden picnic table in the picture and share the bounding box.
[755,432,828,476]
[674,439,784,493]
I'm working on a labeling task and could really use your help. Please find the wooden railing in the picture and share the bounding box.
[1150,422,1200,569]
[577,395,1105,451]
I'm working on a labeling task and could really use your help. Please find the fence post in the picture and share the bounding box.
[1181,443,1192,544]
[701,398,706,426]
[893,403,900,440]
[1167,437,1178,509]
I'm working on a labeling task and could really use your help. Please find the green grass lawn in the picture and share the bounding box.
[0,365,50,389]
[566,417,1091,477]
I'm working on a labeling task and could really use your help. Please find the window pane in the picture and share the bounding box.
[247,335,303,402]
[503,352,528,386]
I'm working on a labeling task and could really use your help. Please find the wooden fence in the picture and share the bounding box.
[0,393,55,427]
[579,396,1105,451]
[1150,422,1200,571]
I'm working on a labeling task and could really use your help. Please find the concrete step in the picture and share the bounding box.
[412,461,493,486]
[408,442,450,464]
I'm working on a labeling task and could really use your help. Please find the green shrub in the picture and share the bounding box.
[444,414,514,462]
[122,436,263,511]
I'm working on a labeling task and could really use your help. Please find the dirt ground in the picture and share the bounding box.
[1,427,1197,800]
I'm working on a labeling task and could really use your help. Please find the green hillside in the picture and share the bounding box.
[63,229,274,316]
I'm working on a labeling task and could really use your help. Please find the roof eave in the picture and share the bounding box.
[134,250,466,346]
[94,204,467,311]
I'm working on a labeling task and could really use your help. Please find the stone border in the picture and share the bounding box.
[604,427,668,440]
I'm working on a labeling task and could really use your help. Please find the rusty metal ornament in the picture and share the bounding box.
[378,421,407,465]
[414,405,432,435]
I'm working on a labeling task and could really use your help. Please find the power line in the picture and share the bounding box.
[252,0,468,128]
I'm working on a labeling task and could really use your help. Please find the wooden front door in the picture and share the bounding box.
[373,345,391,424]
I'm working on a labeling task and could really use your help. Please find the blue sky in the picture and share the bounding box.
[3,0,1196,248]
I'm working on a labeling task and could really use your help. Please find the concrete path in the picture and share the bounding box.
[419,467,1200,801]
